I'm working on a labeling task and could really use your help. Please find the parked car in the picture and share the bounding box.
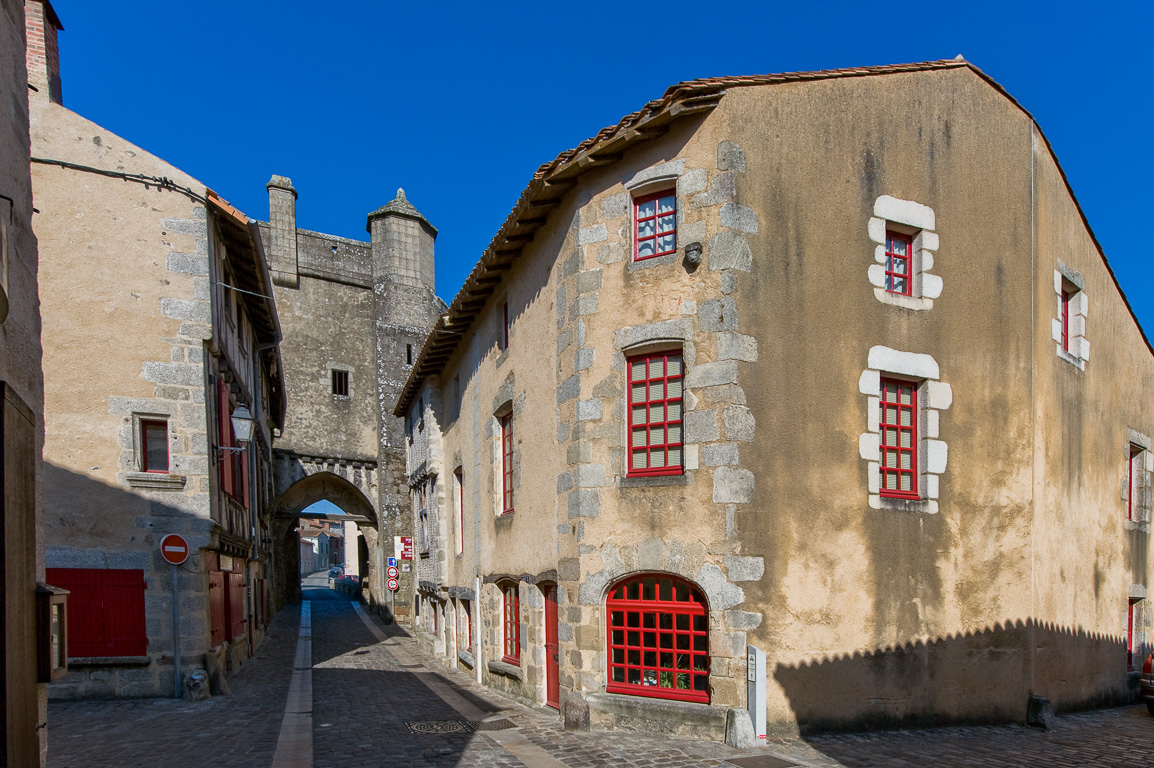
[329,566,343,578]
[336,574,362,597]
[1141,652,1154,715]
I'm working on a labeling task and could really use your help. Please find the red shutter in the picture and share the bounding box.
[46,568,146,658]
[47,568,105,657]
[102,569,148,656]
[209,570,225,647]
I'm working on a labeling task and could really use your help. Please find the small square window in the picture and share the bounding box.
[634,191,677,261]
[884,231,912,296]
[331,369,349,397]
[627,352,683,477]
[140,419,169,473]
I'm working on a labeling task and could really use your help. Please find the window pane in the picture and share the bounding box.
[650,357,664,377]
[651,403,665,423]
[631,360,648,380]
[667,357,682,376]
[667,424,682,444]
[900,453,912,470]
[658,235,676,253]
[638,240,655,259]
[638,200,655,218]
[668,401,682,421]
[900,430,912,448]
[657,214,675,233]
[633,450,648,469]
[639,219,655,238]
[651,381,664,400]
[633,428,648,448]
[900,474,912,491]
[144,422,168,472]
[657,195,675,214]
[892,277,907,293]
[632,384,648,404]
[667,378,682,399]
[632,406,648,425]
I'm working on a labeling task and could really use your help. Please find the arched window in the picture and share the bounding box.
[606,574,709,703]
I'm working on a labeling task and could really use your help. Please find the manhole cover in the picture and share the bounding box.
[469,719,516,731]
[405,720,473,734]
[726,756,798,768]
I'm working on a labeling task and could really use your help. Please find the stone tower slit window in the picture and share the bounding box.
[331,369,349,397]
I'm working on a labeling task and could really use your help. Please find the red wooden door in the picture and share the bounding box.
[544,585,559,709]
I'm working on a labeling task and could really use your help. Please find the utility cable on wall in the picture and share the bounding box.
[30,157,208,205]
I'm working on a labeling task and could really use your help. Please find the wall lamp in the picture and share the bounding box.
[215,404,254,458]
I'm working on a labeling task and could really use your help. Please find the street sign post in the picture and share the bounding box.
[386,566,398,579]
[387,557,397,568]
[160,534,189,699]
[387,578,399,591]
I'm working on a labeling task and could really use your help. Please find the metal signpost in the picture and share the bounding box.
[160,534,189,699]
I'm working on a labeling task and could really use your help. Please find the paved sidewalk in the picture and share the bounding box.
[45,576,1154,768]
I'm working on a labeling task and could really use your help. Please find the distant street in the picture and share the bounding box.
[45,573,1154,768]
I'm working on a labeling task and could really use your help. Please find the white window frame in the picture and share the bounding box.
[1052,261,1089,369]
[867,195,942,311]
[859,346,951,514]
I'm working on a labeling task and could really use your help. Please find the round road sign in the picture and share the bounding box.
[160,533,189,565]
[387,578,399,591]
[386,566,399,579]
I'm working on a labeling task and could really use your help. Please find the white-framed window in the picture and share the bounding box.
[1126,436,1152,524]
[1052,262,1088,369]
[867,195,941,310]
[859,346,952,513]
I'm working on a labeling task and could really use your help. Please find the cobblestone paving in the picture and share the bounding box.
[47,603,300,768]
[46,575,1154,768]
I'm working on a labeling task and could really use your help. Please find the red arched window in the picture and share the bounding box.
[606,574,709,703]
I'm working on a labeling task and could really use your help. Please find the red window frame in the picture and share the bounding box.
[500,413,514,513]
[140,419,169,473]
[628,352,684,477]
[879,378,918,499]
[1060,289,1070,352]
[502,583,520,665]
[461,600,473,653]
[46,568,147,658]
[884,230,913,296]
[606,574,709,703]
[634,190,677,261]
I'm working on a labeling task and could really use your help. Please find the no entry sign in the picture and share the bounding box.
[160,534,189,565]
[387,578,399,591]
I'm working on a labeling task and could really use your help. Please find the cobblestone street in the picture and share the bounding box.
[46,575,1154,768]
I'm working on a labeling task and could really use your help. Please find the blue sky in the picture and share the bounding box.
[48,1,1151,335]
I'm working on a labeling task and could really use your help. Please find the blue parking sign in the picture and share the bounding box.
[387,557,397,567]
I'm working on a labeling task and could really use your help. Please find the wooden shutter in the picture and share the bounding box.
[208,570,225,647]
[217,380,234,496]
[226,572,246,641]
[46,568,105,658]
[102,569,147,656]
[45,568,146,657]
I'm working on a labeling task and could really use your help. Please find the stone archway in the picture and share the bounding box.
[270,470,378,606]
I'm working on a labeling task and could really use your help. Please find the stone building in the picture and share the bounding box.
[28,1,286,699]
[1,0,47,763]
[256,179,442,618]
[396,59,1154,739]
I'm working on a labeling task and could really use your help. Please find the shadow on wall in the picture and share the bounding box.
[773,619,1131,737]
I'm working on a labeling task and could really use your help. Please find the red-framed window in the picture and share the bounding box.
[502,583,520,665]
[607,574,709,703]
[885,231,912,296]
[140,419,169,473]
[1060,289,1070,352]
[628,352,683,477]
[634,190,676,261]
[46,568,147,658]
[880,378,918,499]
[500,414,514,513]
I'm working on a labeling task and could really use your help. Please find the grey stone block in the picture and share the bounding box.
[720,202,759,233]
[713,466,754,503]
[724,609,763,630]
[556,285,568,325]
[723,406,756,442]
[685,361,738,388]
[143,362,204,388]
[698,297,738,332]
[724,555,765,582]
[708,231,753,272]
[567,489,601,518]
[576,399,602,421]
[718,332,758,362]
[161,218,208,236]
[557,471,574,493]
[576,464,611,488]
[592,373,621,398]
[684,409,719,443]
[703,442,739,466]
[575,347,594,371]
[577,568,610,605]
[166,252,209,276]
[557,328,573,354]
[638,538,663,570]
[577,224,607,245]
[558,557,580,581]
[717,141,747,172]
[697,562,745,610]
[601,192,630,220]
[721,271,738,295]
[576,269,603,294]
[597,243,624,264]
[571,294,599,317]
[676,168,707,196]
[557,374,580,404]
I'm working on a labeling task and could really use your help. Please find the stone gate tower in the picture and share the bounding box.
[259,179,442,616]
